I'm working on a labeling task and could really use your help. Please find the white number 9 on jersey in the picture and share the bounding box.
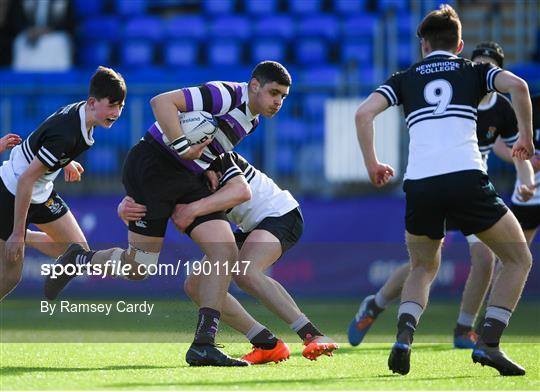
[424,79,453,114]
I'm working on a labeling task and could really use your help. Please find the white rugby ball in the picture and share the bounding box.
[179,111,219,145]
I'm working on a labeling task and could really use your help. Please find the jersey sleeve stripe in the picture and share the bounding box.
[220,167,243,185]
[487,68,502,92]
[222,83,236,112]
[21,139,34,164]
[377,85,398,105]
[39,146,59,163]
[182,88,194,112]
[206,83,224,115]
[37,150,55,167]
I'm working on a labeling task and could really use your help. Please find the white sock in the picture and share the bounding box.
[289,314,309,332]
[374,290,390,308]
[485,306,512,326]
[398,301,423,324]
[457,311,476,327]
[245,322,266,341]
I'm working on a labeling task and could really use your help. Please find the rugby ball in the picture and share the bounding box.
[179,111,219,145]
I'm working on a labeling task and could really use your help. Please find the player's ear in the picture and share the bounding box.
[455,40,464,55]
[87,96,96,108]
[249,78,260,93]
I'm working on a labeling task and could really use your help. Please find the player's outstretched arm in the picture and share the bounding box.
[0,133,22,154]
[355,93,395,187]
[494,72,534,159]
[5,158,49,263]
[172,176,251,232]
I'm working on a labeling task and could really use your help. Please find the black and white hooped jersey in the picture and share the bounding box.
[0,101,94,203]
[477,93,518,169]
[512,94,540,206]
[209,152,299,232]
[375,50,503,180]
[145,81,259,174]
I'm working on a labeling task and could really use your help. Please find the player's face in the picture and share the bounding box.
[89,97,125,128]
[251,80,289,118]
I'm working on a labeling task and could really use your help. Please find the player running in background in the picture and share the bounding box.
[0,66,126,300]
[348,41,535,350]
[0,133,91,258]
[355,4,533,376]
[169,151,338,364]
[44,61,292,367]
[495,94,540,245]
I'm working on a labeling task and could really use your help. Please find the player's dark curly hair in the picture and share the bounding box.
[472,41,504,67]
[89,66,126,104]
[417,4,461,52]
[251,61,292,87]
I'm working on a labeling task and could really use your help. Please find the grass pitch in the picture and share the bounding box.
[1,299,539,390]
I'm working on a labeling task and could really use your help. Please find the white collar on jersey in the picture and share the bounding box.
[426,50,459,59]
[478,92,498,111]
[79,103,95,146]
[242,83,258,121]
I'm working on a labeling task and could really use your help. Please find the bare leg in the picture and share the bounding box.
[233,230,303,324]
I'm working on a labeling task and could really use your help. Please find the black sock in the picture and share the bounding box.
[479,317,507,348]
[75,249,96,265]
[193,307,220,345]
[396,313,417,345]
[367,298,384,317]
[297,322,323,341]
[250,328,278,350]
[454,323,472,337]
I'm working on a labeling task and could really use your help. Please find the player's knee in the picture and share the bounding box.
[234,272,260,294]
[470,245,495,272]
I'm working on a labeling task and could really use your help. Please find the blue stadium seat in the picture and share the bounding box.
[209,16,251,40]
[244,0,278,14]
[299,66,341,88]
[276,146,295,175]
[114,0,147,15]
[275,117,307,144]
[334,0,367,14]
[164,40,199,66]
[251,40,286,63]
[84,146,119,175]
[120,41,155,67]
[378,0,409,13]
[74,0,104,18]
[78,41,112,67]
[165,16,206,40]
[342,15,378,38]
[295,39,328,65]
[341,41,372,66]
[253,16,294,39]
[207,41,243,66]
[123,17,163,42]
[203,0,235,14]
[397,39,417,68]
[79,17,120,41]
[297,15,339,40]
[289,0,322,13]
[303,93,330,121]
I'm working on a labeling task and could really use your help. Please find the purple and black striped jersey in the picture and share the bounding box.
[144,81,259,173]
